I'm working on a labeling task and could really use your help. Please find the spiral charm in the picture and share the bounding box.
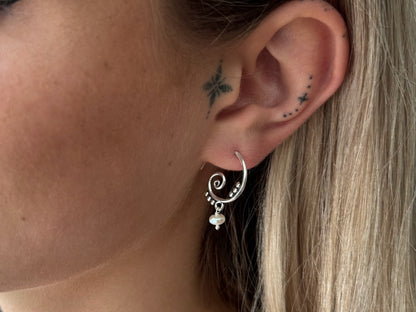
[210,172,226,191]
[205,151,247,230]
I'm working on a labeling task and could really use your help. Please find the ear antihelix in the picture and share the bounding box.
[280,74,314,121]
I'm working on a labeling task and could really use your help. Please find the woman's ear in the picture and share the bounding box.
[200,0,349,170]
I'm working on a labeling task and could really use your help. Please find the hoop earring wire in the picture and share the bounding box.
[204,151,248,230]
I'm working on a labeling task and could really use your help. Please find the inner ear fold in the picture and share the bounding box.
[217,17,336,123]
[266,17,336,100]
[216,48,286,120]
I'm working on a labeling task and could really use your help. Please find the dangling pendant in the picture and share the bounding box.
[204,151,248,230]
[209,212,226,230]
[206,201,226,230]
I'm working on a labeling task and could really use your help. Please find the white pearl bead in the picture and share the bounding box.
[209,214,225,226]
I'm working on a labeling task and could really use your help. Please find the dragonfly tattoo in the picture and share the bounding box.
[203,60,233,119]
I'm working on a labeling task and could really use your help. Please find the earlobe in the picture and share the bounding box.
[200,0,349,170]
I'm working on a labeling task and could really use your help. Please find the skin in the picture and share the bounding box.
[0,0,349,311]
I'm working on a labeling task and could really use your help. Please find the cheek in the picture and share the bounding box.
[0,2,192,291]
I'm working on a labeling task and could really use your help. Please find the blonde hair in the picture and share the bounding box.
[171,0,416,310]
[262,1,416,310]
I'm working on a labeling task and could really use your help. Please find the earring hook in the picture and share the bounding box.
[204,150,248,230]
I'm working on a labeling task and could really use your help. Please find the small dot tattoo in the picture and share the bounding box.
[281,75,313,119]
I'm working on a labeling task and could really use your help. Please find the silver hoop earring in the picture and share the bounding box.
[204,150,248,230]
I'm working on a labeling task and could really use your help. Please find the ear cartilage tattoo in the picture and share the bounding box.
[202,60,233,119]
[298,93,308,105]
[282,76,312,119]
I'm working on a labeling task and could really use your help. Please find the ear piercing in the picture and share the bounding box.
[204,151,247,230]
